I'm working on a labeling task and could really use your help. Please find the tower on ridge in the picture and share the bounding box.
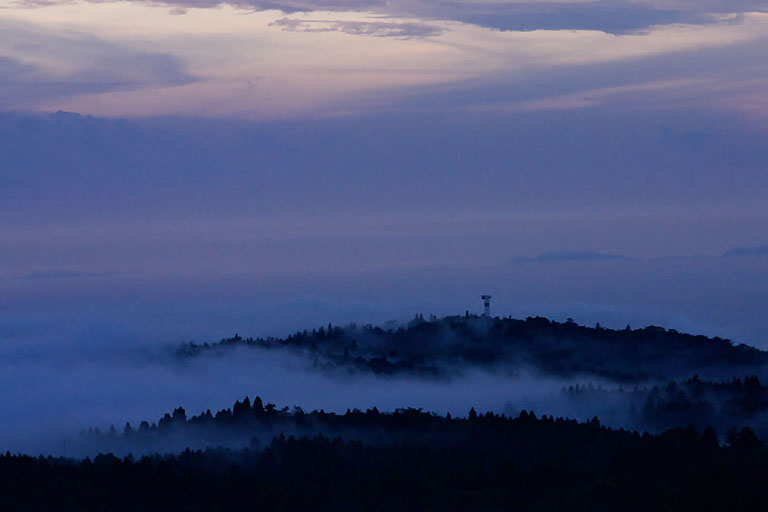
[481,295,492,317]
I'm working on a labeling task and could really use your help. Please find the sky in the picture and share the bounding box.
[1,0,768,453]
[1,1,768,118]
[1,0,767,331]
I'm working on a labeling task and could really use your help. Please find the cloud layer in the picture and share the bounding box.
[270,17,445,37]
[25,0,765,33]
[0,18,196,111]
[2,1,767,118]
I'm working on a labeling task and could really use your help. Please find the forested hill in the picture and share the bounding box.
[79,378,768,458]
[177,315,768,382]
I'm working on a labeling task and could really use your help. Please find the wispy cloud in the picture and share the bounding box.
[0,18,197,110]
[15,0,767,33]
[2,2,767,119]
[270,17,444,38]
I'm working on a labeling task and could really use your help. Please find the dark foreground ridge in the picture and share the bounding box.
[178,314,768,382]
[4,398,768,511]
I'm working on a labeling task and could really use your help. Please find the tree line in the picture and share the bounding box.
[4,401,768,511]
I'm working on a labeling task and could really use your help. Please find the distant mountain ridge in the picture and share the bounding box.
[510,251,629,263]
[723,245,768,258]
[510,244,768,263]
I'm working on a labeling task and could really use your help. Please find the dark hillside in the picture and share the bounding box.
[178,315,768,382]
[5,401,768,511]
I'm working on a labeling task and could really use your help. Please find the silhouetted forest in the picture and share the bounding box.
[178,315,767,382]
[563,375,768,436]
[4,399,768,511]
[74,374,768,459]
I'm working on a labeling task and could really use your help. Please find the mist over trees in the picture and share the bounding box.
[5,398,768,511]
[562,375,768,438]
[77,373,768,460]
[6,313,768,509]
[178,315,767,382]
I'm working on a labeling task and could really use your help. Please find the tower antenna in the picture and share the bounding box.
[481,295,492,317]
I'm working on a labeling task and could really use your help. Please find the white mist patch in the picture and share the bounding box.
[0,338,587,456]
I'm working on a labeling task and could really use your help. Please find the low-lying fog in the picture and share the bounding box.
[0,340,593,456]
[2,250,768,456]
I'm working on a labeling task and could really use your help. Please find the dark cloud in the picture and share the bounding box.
[35,0,766,34]
[14,0,765,33]
[270,17,444,37]
[396,1,699,34]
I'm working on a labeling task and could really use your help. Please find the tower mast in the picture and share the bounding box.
[481,295,492,317]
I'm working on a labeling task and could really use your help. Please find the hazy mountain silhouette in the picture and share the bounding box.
[723,245,768,258]
[178,315,768,382]
[510,251,630,264]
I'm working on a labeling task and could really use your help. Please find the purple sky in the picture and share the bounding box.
[1,1,768,347]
